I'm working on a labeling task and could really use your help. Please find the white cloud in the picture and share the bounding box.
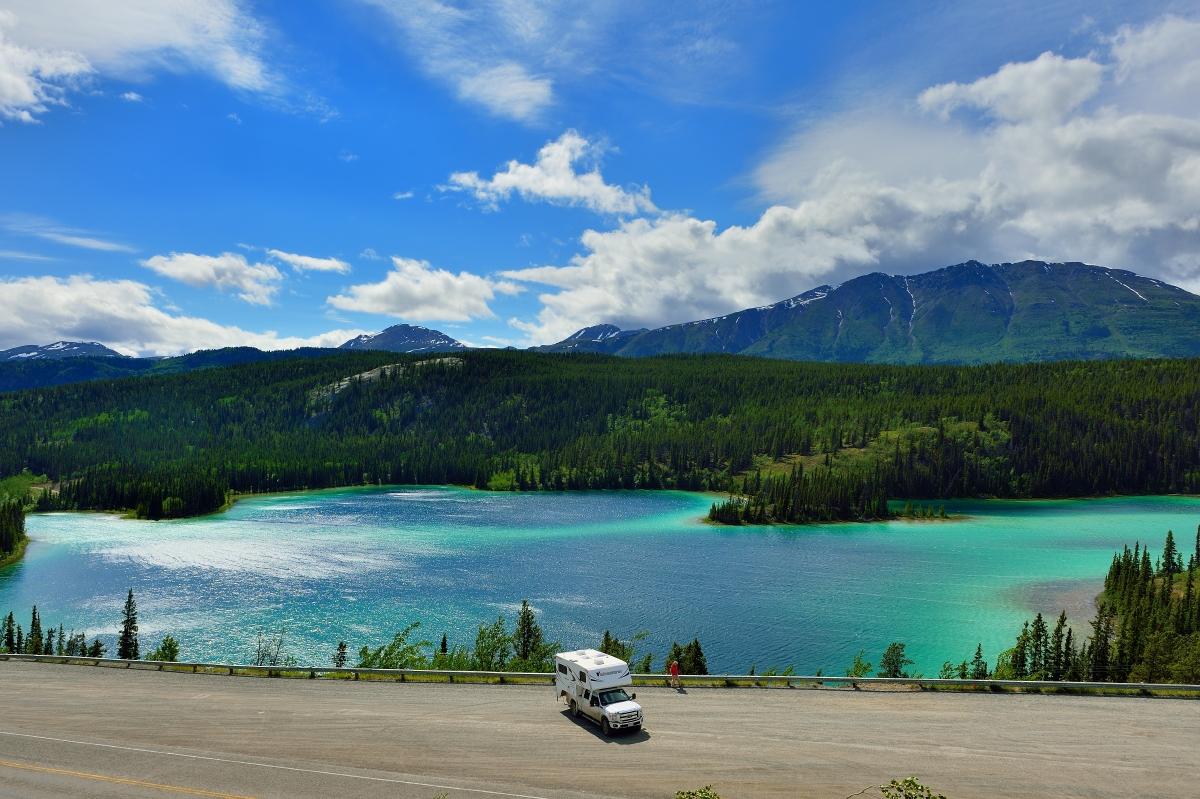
[266,249,351,274]
[445,130,656,215]
[338,149,359,163]
[356,0,750,122]
[227,112,242,124]
[0,14,92,123]
[0,249,54,261]
[142,251,283,305]
[918,51,1104,122]
[504,15,1200,344]
[3,1,273,93]
[358,247,383,260]
[455,61,551,122]
[0,274,365,356]
[392,191,415,200]
[119,90,143,102]
[359,0,554,122]
[1,213,134,252]
[328,256,522,322]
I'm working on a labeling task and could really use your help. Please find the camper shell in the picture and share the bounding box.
[555,649,643,735]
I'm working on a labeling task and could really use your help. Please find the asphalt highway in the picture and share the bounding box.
[0,661,1193,799]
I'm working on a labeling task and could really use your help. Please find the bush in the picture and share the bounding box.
[880,777,946,799]
[675,787,721,799]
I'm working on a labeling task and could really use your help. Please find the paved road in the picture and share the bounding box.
[0,661,1193,799]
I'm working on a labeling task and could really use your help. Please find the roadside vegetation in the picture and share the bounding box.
[0,351,1198,524]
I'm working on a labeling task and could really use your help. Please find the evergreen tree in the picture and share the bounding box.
[513,599,544,663]
[1049,612,1067,680]
[26,606,42,656]
[117,589,139,660]
[3,611,15,653]
[440,633,448,655]
[1029,613,1049,677]
[877,642,913,678]
[970,644,988,679]
[682,639,708,675]
[1163,530,1182,577]
[88,638,105,658]
[14,624,22,654]
[333,641,348,668]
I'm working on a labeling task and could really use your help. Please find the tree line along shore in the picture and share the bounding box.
[0,351,1198,527]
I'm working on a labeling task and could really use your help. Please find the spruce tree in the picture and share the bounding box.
[3,612,14,653]
[1030,613,1049,677]
[683,639,708,675]
[513,599,544,663]
[333,641,348,668]
[117,588,139,660]
[27,606,42,656]
[970,644,988,679]
[1049,612,1067,680]
[440,633,448,655]
[1163,530,1181,577]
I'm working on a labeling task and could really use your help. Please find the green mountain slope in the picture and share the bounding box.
[543,261,1200,363]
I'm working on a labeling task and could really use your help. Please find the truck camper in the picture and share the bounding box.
[555,649,643,735]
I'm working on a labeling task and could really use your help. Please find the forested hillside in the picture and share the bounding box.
[1,351,1199,521]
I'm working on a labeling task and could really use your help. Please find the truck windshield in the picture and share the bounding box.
[597,688,631,706]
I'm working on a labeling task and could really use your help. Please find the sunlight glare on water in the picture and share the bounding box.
[4,487,1199,674]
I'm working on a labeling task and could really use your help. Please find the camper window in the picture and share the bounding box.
[557,664,568,674]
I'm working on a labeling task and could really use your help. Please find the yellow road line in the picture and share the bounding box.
[0,757,256,799]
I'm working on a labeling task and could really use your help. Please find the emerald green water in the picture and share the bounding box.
[3,488,1197,673]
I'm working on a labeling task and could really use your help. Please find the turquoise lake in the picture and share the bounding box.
[3,487,1198,674]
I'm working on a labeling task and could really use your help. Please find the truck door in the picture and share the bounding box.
[582,688,601,721]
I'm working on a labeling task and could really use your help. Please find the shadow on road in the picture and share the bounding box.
[559,708,651,745]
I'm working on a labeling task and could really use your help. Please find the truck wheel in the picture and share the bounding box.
[601,718,612,737]
[569,699,579,718]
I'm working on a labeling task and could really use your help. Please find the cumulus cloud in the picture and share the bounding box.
[1,213,134,252]
[917,51,1103,122]
[0,274,365,356]
[445,130,656,215]
[141,252,283,305]
[266,249,351,274]
[505,15,1200,344]
[0,14,91,123]
[119,91,143,102]
[328,256,522,322]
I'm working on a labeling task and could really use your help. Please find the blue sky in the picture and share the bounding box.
[1,0,1198,354]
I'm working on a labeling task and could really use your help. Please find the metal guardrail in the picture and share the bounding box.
[2,653,1199,695]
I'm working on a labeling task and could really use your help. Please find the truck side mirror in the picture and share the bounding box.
[631,693,636,700]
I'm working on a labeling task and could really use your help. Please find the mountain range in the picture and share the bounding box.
[536,260,1200,363]
[3,261,1199,392]
[339,324,466,353]
[0,341,125,361]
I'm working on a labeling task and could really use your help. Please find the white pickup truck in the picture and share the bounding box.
[555,649,643,736]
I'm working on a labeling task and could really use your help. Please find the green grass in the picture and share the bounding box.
[0,469,49,503]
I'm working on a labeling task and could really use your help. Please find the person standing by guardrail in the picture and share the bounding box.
[669,659,681,689]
